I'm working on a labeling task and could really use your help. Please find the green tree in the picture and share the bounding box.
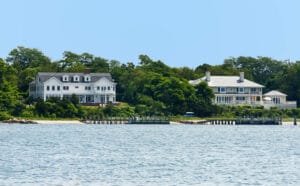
[192,81,215,117]
[6,46,51,72]
[87,57,109,72]
[0,59,19,113]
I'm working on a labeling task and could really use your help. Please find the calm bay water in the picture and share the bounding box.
[0,124,299,185]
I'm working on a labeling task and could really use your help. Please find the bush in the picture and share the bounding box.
[0,112,12,121]
[21,110,35,118]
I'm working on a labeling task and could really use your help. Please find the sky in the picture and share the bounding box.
[1,0,300,68]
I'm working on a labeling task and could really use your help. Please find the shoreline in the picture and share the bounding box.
[0,119,298,125]
[32,120,84,124]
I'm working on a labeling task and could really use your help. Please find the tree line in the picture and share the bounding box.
[0,46,300,120]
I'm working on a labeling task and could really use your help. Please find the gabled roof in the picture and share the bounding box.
[264,90,287,96]
[189,76,264,88]
[37,72,113,83]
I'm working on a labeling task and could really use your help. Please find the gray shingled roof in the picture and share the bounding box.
[189,76,264,88]
[37,72,114,83]
[264,90,287,96]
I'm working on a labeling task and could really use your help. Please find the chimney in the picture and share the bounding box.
[239,72,244,82]
[84,68,91,74]
[206,71,211,82]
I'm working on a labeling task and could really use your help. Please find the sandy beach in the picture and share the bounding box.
[33,120,84,124]
[33,120,298,125]
[282,121,298,126]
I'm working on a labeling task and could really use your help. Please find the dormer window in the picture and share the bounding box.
[73,75,80,82]
[62,75,69,82]
[84,75,91,82]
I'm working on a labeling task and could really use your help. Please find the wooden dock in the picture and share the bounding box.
[82,120,128,124]
[235,117,282,125]
[177,117,282,125]
[128,117,170,124]
[81,116,170,125]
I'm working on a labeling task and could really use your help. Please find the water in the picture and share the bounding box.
[0,124,299,185]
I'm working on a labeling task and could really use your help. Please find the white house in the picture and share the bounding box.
[189,72,264,105]
[263,90,297,109]
[29,70,116,104]
[189,72,297,109]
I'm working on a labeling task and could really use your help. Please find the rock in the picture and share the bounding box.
[2,118,37,124]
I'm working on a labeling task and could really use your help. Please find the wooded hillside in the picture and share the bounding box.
[0,46,299,119]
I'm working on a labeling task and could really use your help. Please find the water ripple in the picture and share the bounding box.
[0,124,299,185]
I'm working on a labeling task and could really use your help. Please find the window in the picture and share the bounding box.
[101,87,104,91]
[47,86,50,91]
[273,97,281,104]
[57,86,60,91]
[97,86,100,90]
[84,76,90,82]
[75,86,79,89]
[63,86,69,90]
[85,86,91,90]
[52,86,55,91]
[236,96,245,101]
[219,87,226,93]
[62,75,69,82]
[251,88,257,93]
[238,87,244,93]
[73,75,80,82]
[108,86,110,91]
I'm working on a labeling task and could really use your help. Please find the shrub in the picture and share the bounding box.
[0,112,12,121]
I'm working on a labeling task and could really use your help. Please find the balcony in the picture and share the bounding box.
[263,101,297,109]
[215,91,261,95]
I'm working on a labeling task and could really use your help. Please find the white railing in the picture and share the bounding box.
[263,101,297,109]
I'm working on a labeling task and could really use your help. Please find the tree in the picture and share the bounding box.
[87,57,109,72]
[59,51,81,70]
[173,67,199,80]
[18,68,38,92]
[279,62,300,106]
[6,46,51,72]
[192,81,215,117]
[0,59,19,113]
[194,81,215,103]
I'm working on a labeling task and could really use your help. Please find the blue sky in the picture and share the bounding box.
[1,0,300,68]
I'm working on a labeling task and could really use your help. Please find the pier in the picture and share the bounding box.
[128,117,170,124]
[235,117,282,125]
[177,119,235,125]
[82,120,128,124]
[81,116,129,124]
[208,119,235,125]
[177,117,282,125]
[81,116,170,124]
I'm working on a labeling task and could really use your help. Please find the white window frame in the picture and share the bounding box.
[62,75,69,82]
[73,75,80,82]
[238,87,244,93]
[236,96,245,101]
[84,75,91,82]
[220,87,226,93]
